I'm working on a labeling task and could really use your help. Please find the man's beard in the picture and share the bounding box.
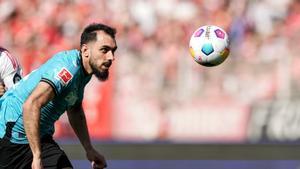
[90,61,109,81]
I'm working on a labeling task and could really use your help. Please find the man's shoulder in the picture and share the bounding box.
[45,49,81,76]
[0,47,20,72]
[54,49,79,59]
[50,49,80,66]
[0,47,13,59]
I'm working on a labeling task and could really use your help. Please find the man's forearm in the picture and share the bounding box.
[23,102,42,158]
[68,109,93,151]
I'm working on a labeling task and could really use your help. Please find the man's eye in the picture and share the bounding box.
[101,48,109,53]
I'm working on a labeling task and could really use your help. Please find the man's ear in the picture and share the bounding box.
[81,44,89,58]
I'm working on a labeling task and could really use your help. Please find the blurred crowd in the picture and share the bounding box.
[0,0,300,141]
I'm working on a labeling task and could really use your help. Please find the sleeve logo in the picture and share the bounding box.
[58,68,73,85]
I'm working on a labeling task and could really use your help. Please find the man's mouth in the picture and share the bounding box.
[103,61,112,68]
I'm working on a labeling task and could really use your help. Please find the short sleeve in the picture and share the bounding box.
[40,58,77,95]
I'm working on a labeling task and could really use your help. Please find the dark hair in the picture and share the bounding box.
[0,47,8,52]
[80,23,116,47]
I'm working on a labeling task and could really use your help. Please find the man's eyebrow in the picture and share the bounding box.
[112,46,118,52]
[101,45,117,51]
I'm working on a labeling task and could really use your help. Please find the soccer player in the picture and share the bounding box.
[0,23,117,169]
[0,47,22,97]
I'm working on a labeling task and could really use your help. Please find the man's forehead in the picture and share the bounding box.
[95,31,112,39]
[95,31,116,46]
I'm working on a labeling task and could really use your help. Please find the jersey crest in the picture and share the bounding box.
[57,68,73,85]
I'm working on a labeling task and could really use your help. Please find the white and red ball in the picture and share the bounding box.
[189,25,230,67]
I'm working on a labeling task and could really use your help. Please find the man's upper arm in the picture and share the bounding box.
[26,81,56,107]
[40,59,76,96]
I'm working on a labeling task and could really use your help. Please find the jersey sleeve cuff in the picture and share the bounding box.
[40,78,58,95]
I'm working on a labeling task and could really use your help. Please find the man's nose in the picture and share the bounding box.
[107,51,115,61]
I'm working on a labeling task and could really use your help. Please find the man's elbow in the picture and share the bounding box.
[23,98,40,114]
[23,99,32,114]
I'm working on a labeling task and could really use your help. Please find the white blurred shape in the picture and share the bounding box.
[129,0,157,36]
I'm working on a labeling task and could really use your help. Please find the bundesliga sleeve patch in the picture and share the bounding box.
[58,68,73,85]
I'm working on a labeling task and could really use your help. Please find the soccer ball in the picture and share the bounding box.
[189,25,230,67]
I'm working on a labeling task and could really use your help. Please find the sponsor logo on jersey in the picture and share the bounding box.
[58,68,73,85]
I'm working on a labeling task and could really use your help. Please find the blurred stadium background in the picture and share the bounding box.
[1,0,300,168]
